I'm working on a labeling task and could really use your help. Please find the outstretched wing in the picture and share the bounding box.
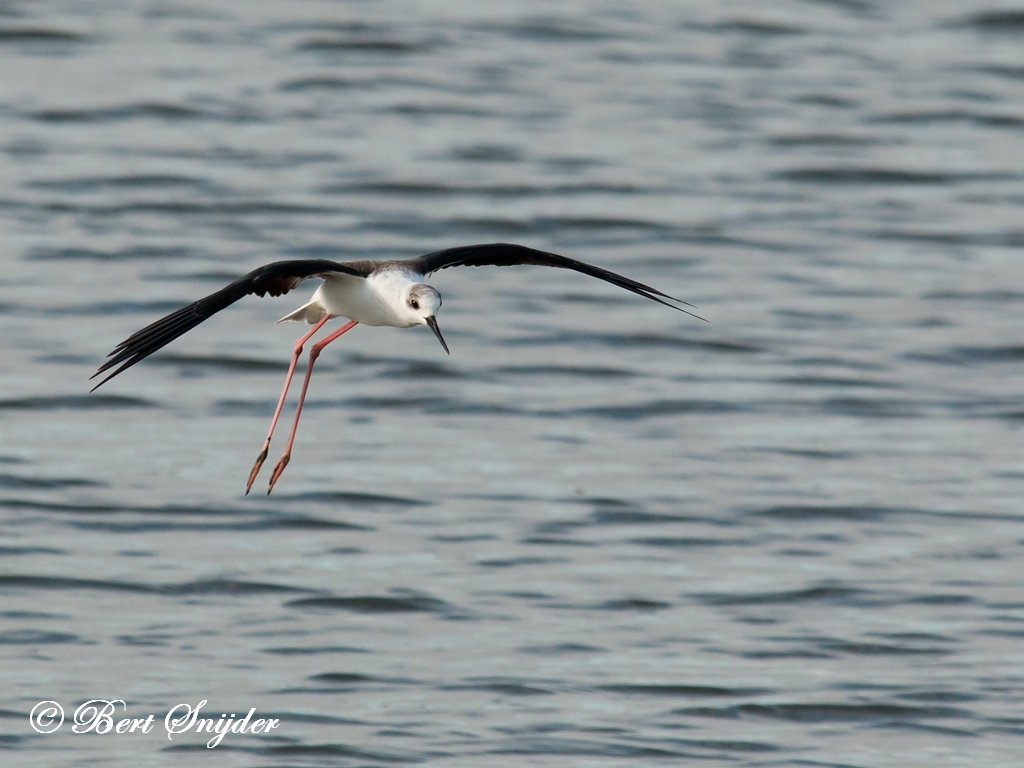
[91,259,362,390]
[409,243,702,317]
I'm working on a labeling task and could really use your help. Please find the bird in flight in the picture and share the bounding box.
[91,243,702,494]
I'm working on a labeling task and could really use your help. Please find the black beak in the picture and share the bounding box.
[425,316,450,355]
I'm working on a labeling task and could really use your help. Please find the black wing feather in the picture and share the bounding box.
[93,244,701,391]
[410,243,703,318]
[90,259,358,390]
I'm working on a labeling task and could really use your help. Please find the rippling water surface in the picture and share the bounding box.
[2,1,1024,765]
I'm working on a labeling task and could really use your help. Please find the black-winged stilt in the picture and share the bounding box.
[92,243,702,493]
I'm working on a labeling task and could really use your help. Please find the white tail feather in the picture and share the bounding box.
[277,300,327,324]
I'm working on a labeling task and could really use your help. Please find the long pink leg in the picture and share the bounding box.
[245,316,331,494]
[267,320,358,494]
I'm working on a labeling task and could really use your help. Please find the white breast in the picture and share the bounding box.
[315,269,422,327]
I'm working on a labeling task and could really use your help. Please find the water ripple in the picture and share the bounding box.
[2,2,1022,764]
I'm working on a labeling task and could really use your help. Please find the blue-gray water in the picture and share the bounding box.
[1,1,1023,765]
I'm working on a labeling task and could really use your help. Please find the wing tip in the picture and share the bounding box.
[661,294,708,322]
[88,370,112,392]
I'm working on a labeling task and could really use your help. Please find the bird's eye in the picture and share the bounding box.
[409,299,419,309]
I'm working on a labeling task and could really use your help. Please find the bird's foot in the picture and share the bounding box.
[245,443,270,495]
[267,454,290,495]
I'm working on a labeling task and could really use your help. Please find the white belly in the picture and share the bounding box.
[315,270,420,327]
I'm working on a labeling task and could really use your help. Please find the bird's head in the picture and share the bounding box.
[405,284,448,354]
